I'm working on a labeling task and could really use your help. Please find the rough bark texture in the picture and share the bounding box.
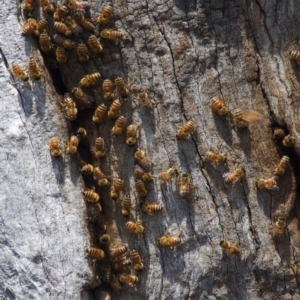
[1,0,300,299]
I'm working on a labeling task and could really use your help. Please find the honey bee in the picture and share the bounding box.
[206,150,227,165]
[121,195,132,217]
[65,16,83,36]
[70,0,91,11]
[40,0,54,12]
[74,13,95,31]
[80,163,94,175]
[87,35,103,53]
[11,62,29,81]
[39,31,52,52]
[134,148,152,170]
[210,95,228,116]
[223,167,245,184]
[86,247,105,260]
[282,134,295,147]
[97,4,113,25]
[76,127,87,138]
[100,29,122,41]
[115,77,129,98]
[290,50,300,64]
[86,203,103,223]
[256,177,279,191]
[157,233,181,247]
[126,125,137,145]
[293,262,300,276]
[118,273,138,285]
[93,167,109,187]
[79,72,101,88]
[55,47,67,63]
[142,202,163,215]
[92,104,107,124]
[53,34,75,49]
[53,6,68,21]
[33,18,48,36]
[273,216,287,237]
[274,156,289,176]
[76,42,89,62]
[110,178,124,200]
[108,99,122,119]
[111,254,131,271]
[233,109,263,129]
[126,220,145,235]
[220,240,239,254]
[130,250,144,271]
[134,165,154,182]
[22,0,35,12]
[99,234,110,244]
[62,93,77,120]
[28,58,42,80]
[159,167,178,182]
[111,116,126,135]
[135,180,147,197]
[49,137,62,157]
[178,173,191,198]
[72,87,92,105]
[22,18,37,36]
[273,127,285,139]
[137,91,152,108]
[102,79,114,100]
[176,120,197,139]
[91,137,106,158]
[54,22,72,37]
[66,135,79,155]
[83,189,100,203]
[109,246,128,258]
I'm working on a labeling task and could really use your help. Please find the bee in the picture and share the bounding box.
[92,104,107,124]
[273,127,285,139]
[134,165,154,182]
[79,72,101,88]
[293,262,300,276]
[134,148,152,170]
[126,220,145,235]
[142,202,163,215]
[65,16,83,36]
[54,22,72,37]
[220,240,239,254]
[111,116,126,135]
[39,31,52,52]
[76,42,89,62]
[70,0,91,11]
[178,173,191,198]
[97,4,113,25]
[102,79,114,100]
[33,18,48,36]
[223,167,245,184]
[100,29,122,41]
[28,58,42,80]
[49,137,62,157]
[53,6,68,21]
[72,87,92,105]
[233,109,263,129]
[130,250,144,271]
[76,127,87,138]
[91,137,106,158]
[290,50,300,64]
[137,91,152,108]
[53,34,74,49]
[135,180,147,197]
[210,95,228,116]
[126,125,137,145]
[273,216,287,237]
[121,195,132,217]
[99,234,110,244]
[55,47,67,63]
[206,150,227,165]
[74,13,95,31]
[22,18,37,36]
[22,0,35,12]
[86,203,103,223]
[115,77,129,98]
[108,99,122,119]
[40,0,54,12]
[87,35,103,53]
[111,254,131,271]
[11,62,29,81]
[80,163,93,175]
[282,134,295,147]
[159,167,178,182]
[256,177,279,191]
[110,178,124,200]
[274,156,289,176]
[62,93,77,120]
[118,274,138,285]
[66,135,79,155]
[93,167,109,187]
[83,189,100,203]
[176,120,197,139]
[157,233,181,247]
[109,246,128,258]
[86,247,105,260]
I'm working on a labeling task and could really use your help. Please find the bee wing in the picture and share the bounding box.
[222,172,231,179]
[270,185,279,192]
[242,110,263,123]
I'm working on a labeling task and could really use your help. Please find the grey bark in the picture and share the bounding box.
[1,0,300,299]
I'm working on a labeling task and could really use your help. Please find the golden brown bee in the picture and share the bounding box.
[99,234,110,244]
[11,62,29,81]
[74,13,95,31]
[91,137,106,158]
[220,240,239,254]
[179,173,191,198]
[282,134,295,147]
[93,167,109,187]
[110,178,124,200]
[290,50,300,64]
[79,72,101,88]
[134,148,152,170]
[111,116,126,135]
[118,273,138,285]
[121,195,132,217]
[273,216,287,237]
[40,0,54,12]
[126,220,145,235]
[83,189,100,203]
[130,250,144,271]
[76,127,87,138]
[157,234,181,247]
[54,22,72,37]
[137,91,152,108]
[49,137,62,157]
[102,79,114,100]
[55,47,67,63]
[135,180,147,197]
[274,155,289,176]
[210,95,228,116]
[33,18,47,36]
[92,104,107,124]
[126,125,137,145]
[39,31,52,52]
[256,177,279,191]
[142,202,163,214]
[80,163,93,175]
[62,93,78,120]
[53,34,75,49]
[134,165,154,182]
[53,6,68,21]
[176,120,197,139]
[111,254,131,271]
[74,0,91,11]
[72,87,92,105]
[87,35,103,53]
[76,42,89,62]
[159,167,178,182]
[233,109,263,129]
[28,58,42,80]
[223,167,245,184]
[100,29,122,41]
[22,18,37,36]
[22,0,35,12]
[206,150,227,165]
[65,16,83,36]
[108,99,122,119]
[109,246,128,258]
[66,135,79,155]
[86,247,105,260]
[97,4,113,25]
[115,77,129,98]
[273,127,285,139]
[86,203,103,223]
